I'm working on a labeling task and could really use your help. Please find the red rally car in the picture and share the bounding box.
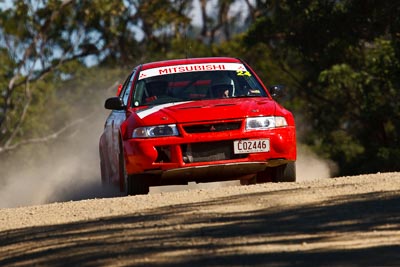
[99,57,296,195]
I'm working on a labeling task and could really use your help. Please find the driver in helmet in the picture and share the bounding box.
[211,76,233,98]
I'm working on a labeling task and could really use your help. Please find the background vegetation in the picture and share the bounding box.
[0,0,399,178]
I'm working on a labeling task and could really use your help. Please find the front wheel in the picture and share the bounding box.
[256,162,296,183]
[126,174,160,195]
[274,162,296,182]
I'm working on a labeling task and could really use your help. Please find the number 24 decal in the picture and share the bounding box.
[236,70,252,77]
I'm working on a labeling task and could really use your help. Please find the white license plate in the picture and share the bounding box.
[233,139,270,154]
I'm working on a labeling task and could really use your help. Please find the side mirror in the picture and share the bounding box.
[104,97,125,110]
[269,85,286,99]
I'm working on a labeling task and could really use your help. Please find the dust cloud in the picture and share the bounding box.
[0,110,336,209]
[296,145,337,181]
[0,104,116,209]
[0,135,336,209]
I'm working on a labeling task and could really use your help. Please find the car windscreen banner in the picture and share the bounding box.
[138,63,248,80]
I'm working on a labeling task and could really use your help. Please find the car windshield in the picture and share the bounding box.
[131,62,267,107]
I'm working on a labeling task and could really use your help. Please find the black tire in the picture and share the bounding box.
[126,174,154,195]
[273,162,296,182]
[256,162,296,183]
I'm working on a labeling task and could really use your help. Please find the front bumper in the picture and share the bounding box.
[123,122,296,180]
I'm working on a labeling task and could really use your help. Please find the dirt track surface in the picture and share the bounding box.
[1,172,400,266]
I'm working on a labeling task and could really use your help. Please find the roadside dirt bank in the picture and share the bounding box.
[1,172,400,266]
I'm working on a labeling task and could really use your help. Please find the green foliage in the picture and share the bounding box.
[315,39,400,174]
[244,1,400,175]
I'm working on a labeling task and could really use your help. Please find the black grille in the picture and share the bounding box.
[183,122,241,133]
[182,141,247,163]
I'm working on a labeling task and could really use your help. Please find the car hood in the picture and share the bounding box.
[134,98,277,125]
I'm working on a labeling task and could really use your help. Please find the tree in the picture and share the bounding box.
[244,0,400,175]
[0,0,131,153]
[317,39,400,173]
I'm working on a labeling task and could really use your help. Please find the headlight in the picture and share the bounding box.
[132,124,179,138]
[245,116,288,130]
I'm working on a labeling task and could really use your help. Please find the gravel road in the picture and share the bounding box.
[1,172,400,266]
